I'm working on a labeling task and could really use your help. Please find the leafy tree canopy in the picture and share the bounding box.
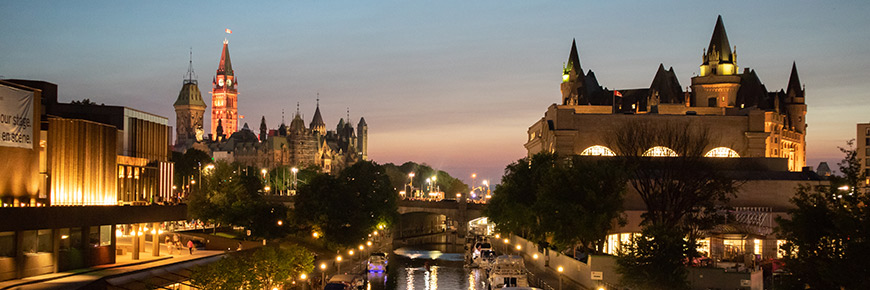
[776,140,870,289]
[295,161,398,248]
[191,245,314,290]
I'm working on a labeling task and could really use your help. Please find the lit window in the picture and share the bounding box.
[580,145,616,156]
[753,239,762,255]
[642,146,678,157]
[705,147,740,158]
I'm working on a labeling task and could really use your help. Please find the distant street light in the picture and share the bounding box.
[408,172,415,198]
[291,167,299,192]
[336,256,342,273]
[558,266,564,290]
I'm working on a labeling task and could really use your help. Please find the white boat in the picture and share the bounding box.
[487,255,529,289]
[473,249,496,269]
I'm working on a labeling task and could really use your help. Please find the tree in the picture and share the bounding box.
[171,148,211,192]
[294,161,398,247]
[190,245,314,290]
[382,162,469,196]
[537,156,628,254]
[186,161,289,238]
[608,120,740,289]
[485,153,558,244]
[776,141,870,289]
[616,224,691,290]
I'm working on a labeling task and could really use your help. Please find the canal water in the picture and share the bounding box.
[366,244,486,290]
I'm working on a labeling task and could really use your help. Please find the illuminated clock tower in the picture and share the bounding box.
[210,39,238,139]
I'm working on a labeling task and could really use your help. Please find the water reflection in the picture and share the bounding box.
[385,245,484,290]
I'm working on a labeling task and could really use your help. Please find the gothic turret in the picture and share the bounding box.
[691,15,742,107]
[310,99,326,136]
[701,15,737,75]
[174,52,207,150]
[784,62,807,134]
[357,117,367,160]
[211,39,239,139]
[561,39,587,105]
[259,116,268,142]
[786,62,805,103]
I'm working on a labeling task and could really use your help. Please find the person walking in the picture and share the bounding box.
[187,240,195,254]
[165,236,173,255]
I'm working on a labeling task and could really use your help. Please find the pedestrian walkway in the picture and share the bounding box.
[499,245,587,290]
[0,250,225,290]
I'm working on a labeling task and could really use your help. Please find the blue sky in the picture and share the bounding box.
[2,1,870,183]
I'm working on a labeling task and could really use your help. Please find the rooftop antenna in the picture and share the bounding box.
[185,47,197,84]
[281,109,285,124]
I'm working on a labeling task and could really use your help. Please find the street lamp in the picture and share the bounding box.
[299,273,308,290]
[320,263,327,286]
[291,167,299,192]
[336,256,342,273]
[408,172,415,198]
[558,266,564,290]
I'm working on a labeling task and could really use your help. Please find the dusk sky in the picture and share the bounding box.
[3,1,870,184]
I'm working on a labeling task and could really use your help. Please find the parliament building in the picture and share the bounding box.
[173,39,367,174]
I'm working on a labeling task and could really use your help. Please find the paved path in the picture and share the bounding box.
[0,250,225,290]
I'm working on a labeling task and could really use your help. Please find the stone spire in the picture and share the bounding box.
[218,39,234,75]
[259,116,267,142]
[704,15,735,66]
[310,96,326,135]
[786,62,804,100]
[561,39,587,105]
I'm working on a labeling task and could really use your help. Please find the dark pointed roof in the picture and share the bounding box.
[216,119,224,137]
[358,117,367,127]
[259,116,267,130]
[310,103,325,129]
[173,82,207,107]
[737,69,769,109]
[217,40,233,75]
[705,15,734,64]
[290,112,306,134]
[786,62,804,98]
[567,39,583,75]
[649,64,684,104]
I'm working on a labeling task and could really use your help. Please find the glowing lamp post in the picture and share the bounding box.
[558,266,564,290]
[291,167,299,191]
[320,263,327,285]
[408,172,415,198]
[336,256,342,273]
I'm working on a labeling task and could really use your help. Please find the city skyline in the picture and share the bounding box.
[3,1,870,182]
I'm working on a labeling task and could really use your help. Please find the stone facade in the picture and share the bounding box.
[526,16,807,171]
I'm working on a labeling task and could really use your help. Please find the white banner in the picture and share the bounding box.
[0,84,34,149]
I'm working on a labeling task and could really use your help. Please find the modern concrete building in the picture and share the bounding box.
[0,80,185,282]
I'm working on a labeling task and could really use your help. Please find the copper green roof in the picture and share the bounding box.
[173,82,207,107]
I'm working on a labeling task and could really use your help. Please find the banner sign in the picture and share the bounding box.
[0,85,34,149]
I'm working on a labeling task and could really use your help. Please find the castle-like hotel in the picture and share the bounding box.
[173,39,367,173]
[526,16,807,171]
